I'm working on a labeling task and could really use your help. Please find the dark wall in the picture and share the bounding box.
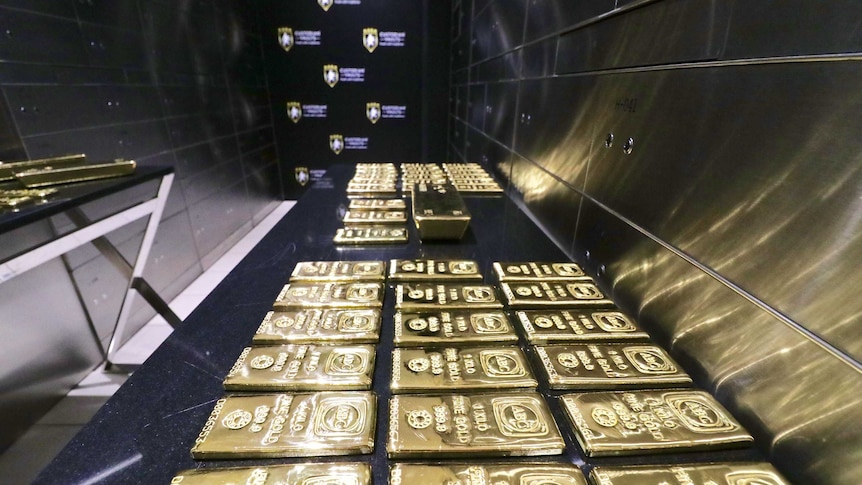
[255,0,451,198]
[0,0,280,451]
[450,0,862,483]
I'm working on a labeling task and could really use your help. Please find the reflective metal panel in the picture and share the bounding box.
[483,81,519,148]
[524,0,614,41]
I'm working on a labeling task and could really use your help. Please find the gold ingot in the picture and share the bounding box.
[391,346,537,393]
[395,283,502,310]
[15,159,136,187]
[348,198,406,210]
[389,259,483,282]
[290,261,386,282]
[343,209,407,225]
[500,282,614,308]
[535,343,692,390]
[333,226,408,244]
[224,344,375,391]
[390,463,587,485]
[171,462,372,484]
[387,392,564,458]
[273,282,384,310]
[394,310,518,346]
[493,261,591,282]
[590,462,790,485]
[560,389,754,456]
[0,154,86,182]
[516,309,649,343]
[191,391,376,459]
[253,309,380,345]
[412,182,471,240]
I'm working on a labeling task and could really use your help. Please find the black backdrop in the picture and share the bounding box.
[256,0,451,198]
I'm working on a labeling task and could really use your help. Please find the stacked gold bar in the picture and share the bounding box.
[411,181,471,240]
[400,162,448,197]
[442,162,503,194]
[337,163,408,244]
[346,162,397,198]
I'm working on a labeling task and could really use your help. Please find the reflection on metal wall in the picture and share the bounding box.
[449,0,862,483]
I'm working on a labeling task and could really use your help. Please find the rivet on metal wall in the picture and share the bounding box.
[605,133,614,148]
[622,137,634,154]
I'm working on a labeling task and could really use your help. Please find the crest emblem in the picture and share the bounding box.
[318,0,333,11]
[329,134,344,155]
[277,27,294,52]
[323,64,339,87]
[365,102,381,124]
[295,166,309,186]
[362,28,378,53]
[286,101,302,123]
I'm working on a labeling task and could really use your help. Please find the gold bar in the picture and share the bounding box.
[535,343,692,390]
[15,160,136,187]
[333,226,408,244]
[560,389,754,456]
[500,282,614,308]
[389,259,483,282]
[172,462,373,484]
[590,462,790,485]
[343,209,408,224]
[387,392,564,458]
[394,310,518,346]
[391,346,537,393]
[348,198,406,210]
[412,182,471,240]
[395,283,503,310]
[191,391,376,459]
[516,309,649,343]
[273,282,384,310]
[493,261,591,282]
[390,463,587,485]
[224,344,375,391]
[290,260,386,282]
[252,309,381,345]
[0,153,86,182]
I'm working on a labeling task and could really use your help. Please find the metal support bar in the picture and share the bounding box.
[131,277,182,328]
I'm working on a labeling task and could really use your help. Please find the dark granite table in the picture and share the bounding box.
[37,165,762,484]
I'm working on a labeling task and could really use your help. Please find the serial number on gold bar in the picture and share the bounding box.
[348,198,406,210]
[493,262,590,282]
[394,310,518,346]
[590,462,790,485]
[333,226,408,244]
[516,309,649,343]
[290,260,386,282]
[274,282,384,310]
[395,283,502,310]
[390,463,587,485]
[387,392,564,458]
[343,209,407,224]
[172,462,373,484]
[191,391,376,459]
[560,389,754,457]
[391,346,537,393]
[500,282,614,308]
[535,343,692,390]
[389,259,483,282]
[224,344,375,391]
[253,309,381,345]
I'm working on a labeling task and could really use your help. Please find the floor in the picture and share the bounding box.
[0,201,295,485]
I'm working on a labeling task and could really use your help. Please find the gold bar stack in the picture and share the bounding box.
[339,164,408,244]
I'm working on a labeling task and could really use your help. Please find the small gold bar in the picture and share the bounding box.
[516,309,649,343]
[535,343,692,390]
[348,198,406,210]
[0,153,86,182]
[391,346,537,393]
[191,391,376,459]
[290,260,386,282]
[273,282,384,310]
[333,226,408,244]
[391,463,587,485]
[253,309,381,345]
[493,261,591,282]
[451,183,503,194]
[394,310,518,346]
[590,462,790,485]
[412,182,471,240]
[560,389,754,457]
[500,282,614,308]
[343,209,408,224]
[15,160,136,187]
[387,392,564,458]
[172,462,373,484]
[224,344,375,391]
[389,259,483,282]
[395,283,503,310]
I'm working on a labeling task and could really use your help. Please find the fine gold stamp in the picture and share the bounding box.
[389,259,483,282]
[395,283,502,310]
[394,310,518,346]
[493,262,591,282]
[273,282,384,310]
[500,282,614,308]
[290,261,386,282]
[516,310,648,343]
[253,309,381,345]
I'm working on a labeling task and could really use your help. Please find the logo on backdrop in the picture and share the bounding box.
[362,28,378,53]
[286,102,302,123]
[366,102,381,124]
[318,0,361,11]
[278,27,294,51]
[330,134,344,155]
[323,64,339,87]
[295,167,310,186]
[318,0,333,11]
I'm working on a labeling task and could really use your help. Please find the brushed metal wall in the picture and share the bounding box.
[449,0,862,483]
